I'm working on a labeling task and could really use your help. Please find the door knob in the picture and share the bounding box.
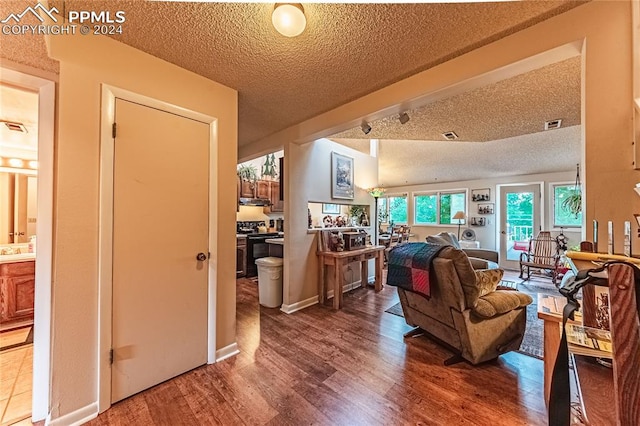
[196,253,207,261]
[501,231,506,234]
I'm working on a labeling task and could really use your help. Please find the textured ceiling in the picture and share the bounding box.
[0,83,39,160]
[329,56,582,186]
[0,1,587,147]
[332,125,581,187]
[331,57,581,142]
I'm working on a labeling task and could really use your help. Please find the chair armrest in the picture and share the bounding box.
[463,248,499,263]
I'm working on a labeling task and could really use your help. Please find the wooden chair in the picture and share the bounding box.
[579,240,595,252]
[519,231,561,285]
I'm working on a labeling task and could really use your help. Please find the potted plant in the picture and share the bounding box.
[237,164,258,198]
[561,190,582,218]
[349,205,365,226]
[562,164,582,218]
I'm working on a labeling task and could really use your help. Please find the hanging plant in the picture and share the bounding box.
[562,164,582,218]
[237,164,258,182]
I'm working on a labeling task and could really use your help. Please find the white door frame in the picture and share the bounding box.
[98,85,219,413]
[0,67,55,422]
[496,182,544,270]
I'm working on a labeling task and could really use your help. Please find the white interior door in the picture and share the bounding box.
[499,184,541,270]
[111,99,209,403]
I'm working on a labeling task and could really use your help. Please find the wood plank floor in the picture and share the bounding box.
[88,278,547,425]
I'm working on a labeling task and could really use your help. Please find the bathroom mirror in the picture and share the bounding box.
[0,171,37,244]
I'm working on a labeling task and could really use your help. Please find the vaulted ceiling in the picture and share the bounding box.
[0,0,587,148]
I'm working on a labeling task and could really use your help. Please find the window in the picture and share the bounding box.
[553,184,582,227]
[388,195,408,224]
[414,191,466,225]
[414,194,437,224]
[440,192,466,225]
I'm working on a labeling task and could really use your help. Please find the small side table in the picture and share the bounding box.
[317,245,385,309]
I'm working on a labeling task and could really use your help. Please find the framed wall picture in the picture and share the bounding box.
[470,217,486,226]
[471,188,490,202]
[322,203,340,214]
[477,203,494,214]
[331,152,354,199]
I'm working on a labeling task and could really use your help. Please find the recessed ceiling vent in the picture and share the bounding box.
[544,119,562,130]
[442,131,458,140]
[1,120,28,133]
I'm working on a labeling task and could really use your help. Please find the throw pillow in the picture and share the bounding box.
[474,268,504,298]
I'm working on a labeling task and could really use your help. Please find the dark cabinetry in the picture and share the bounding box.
[236,236,247,278]
[0,261,35,329]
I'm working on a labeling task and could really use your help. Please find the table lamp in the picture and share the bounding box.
[453,211,466,240]
[367,187,386,246]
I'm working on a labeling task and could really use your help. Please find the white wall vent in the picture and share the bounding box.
[1,120,28,133]
[442,131,458,140]
[544,119,562,130]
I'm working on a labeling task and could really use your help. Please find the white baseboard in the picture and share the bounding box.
[215,342,239,362]
[46,402,98,426]
[280,295,318,314]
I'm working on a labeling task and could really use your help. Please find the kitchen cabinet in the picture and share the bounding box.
[256,180,270,199]
[268,181,283,212]
[236,236,247,278]
[0,260,35,329]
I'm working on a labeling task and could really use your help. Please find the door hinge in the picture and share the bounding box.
[112,122,117,138]
[109,348,114,365]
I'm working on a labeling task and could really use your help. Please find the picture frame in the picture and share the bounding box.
[331,152,354,199]
[471,188,490,202]
[470,217,486,226]
[477,203,494,214]
[322,203,340,214]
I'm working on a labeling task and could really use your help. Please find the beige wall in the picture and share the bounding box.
[283,139,377,308]
[45,33,237,418]
[245,1,636,257]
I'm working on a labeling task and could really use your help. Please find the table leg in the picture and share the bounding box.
[375,251,383,292]
[361,258,368,288]
[333,259,343,309]
[543,319,561,406]
[318,256,325,305]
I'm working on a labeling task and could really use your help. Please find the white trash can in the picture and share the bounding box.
[255,257,284,308]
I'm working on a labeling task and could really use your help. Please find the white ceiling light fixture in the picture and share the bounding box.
[272,3,306,38]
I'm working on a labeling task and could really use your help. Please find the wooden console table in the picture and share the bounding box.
[317,245,385,310]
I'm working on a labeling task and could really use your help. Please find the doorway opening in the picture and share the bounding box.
[0,67,55,423]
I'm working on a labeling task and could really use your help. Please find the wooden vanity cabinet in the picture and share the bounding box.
[0,261,35,329]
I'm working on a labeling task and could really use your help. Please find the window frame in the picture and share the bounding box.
[383,193,409,225]
[413,189,467,226]
[551,182,582,229]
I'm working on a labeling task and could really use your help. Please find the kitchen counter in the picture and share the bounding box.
[265,238,284,245]
[0,253,36,264]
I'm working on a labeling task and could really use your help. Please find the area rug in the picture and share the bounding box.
[0,326,33,352]
[384,281,559,359]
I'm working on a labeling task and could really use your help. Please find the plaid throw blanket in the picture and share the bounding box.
[387,243,447,298]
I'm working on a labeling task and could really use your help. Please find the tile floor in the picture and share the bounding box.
[0,343,32,425]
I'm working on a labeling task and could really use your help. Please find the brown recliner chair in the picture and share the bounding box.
[397,245,532,365]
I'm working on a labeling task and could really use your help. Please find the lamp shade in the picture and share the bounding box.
[453,211,466,221]
[367,187,386,198]
[272,3,306,37]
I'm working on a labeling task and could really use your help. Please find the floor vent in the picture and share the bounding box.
[544,119,562,130]
[442,131,458,140]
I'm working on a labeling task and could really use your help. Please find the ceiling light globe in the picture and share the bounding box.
[272,4,306,37]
